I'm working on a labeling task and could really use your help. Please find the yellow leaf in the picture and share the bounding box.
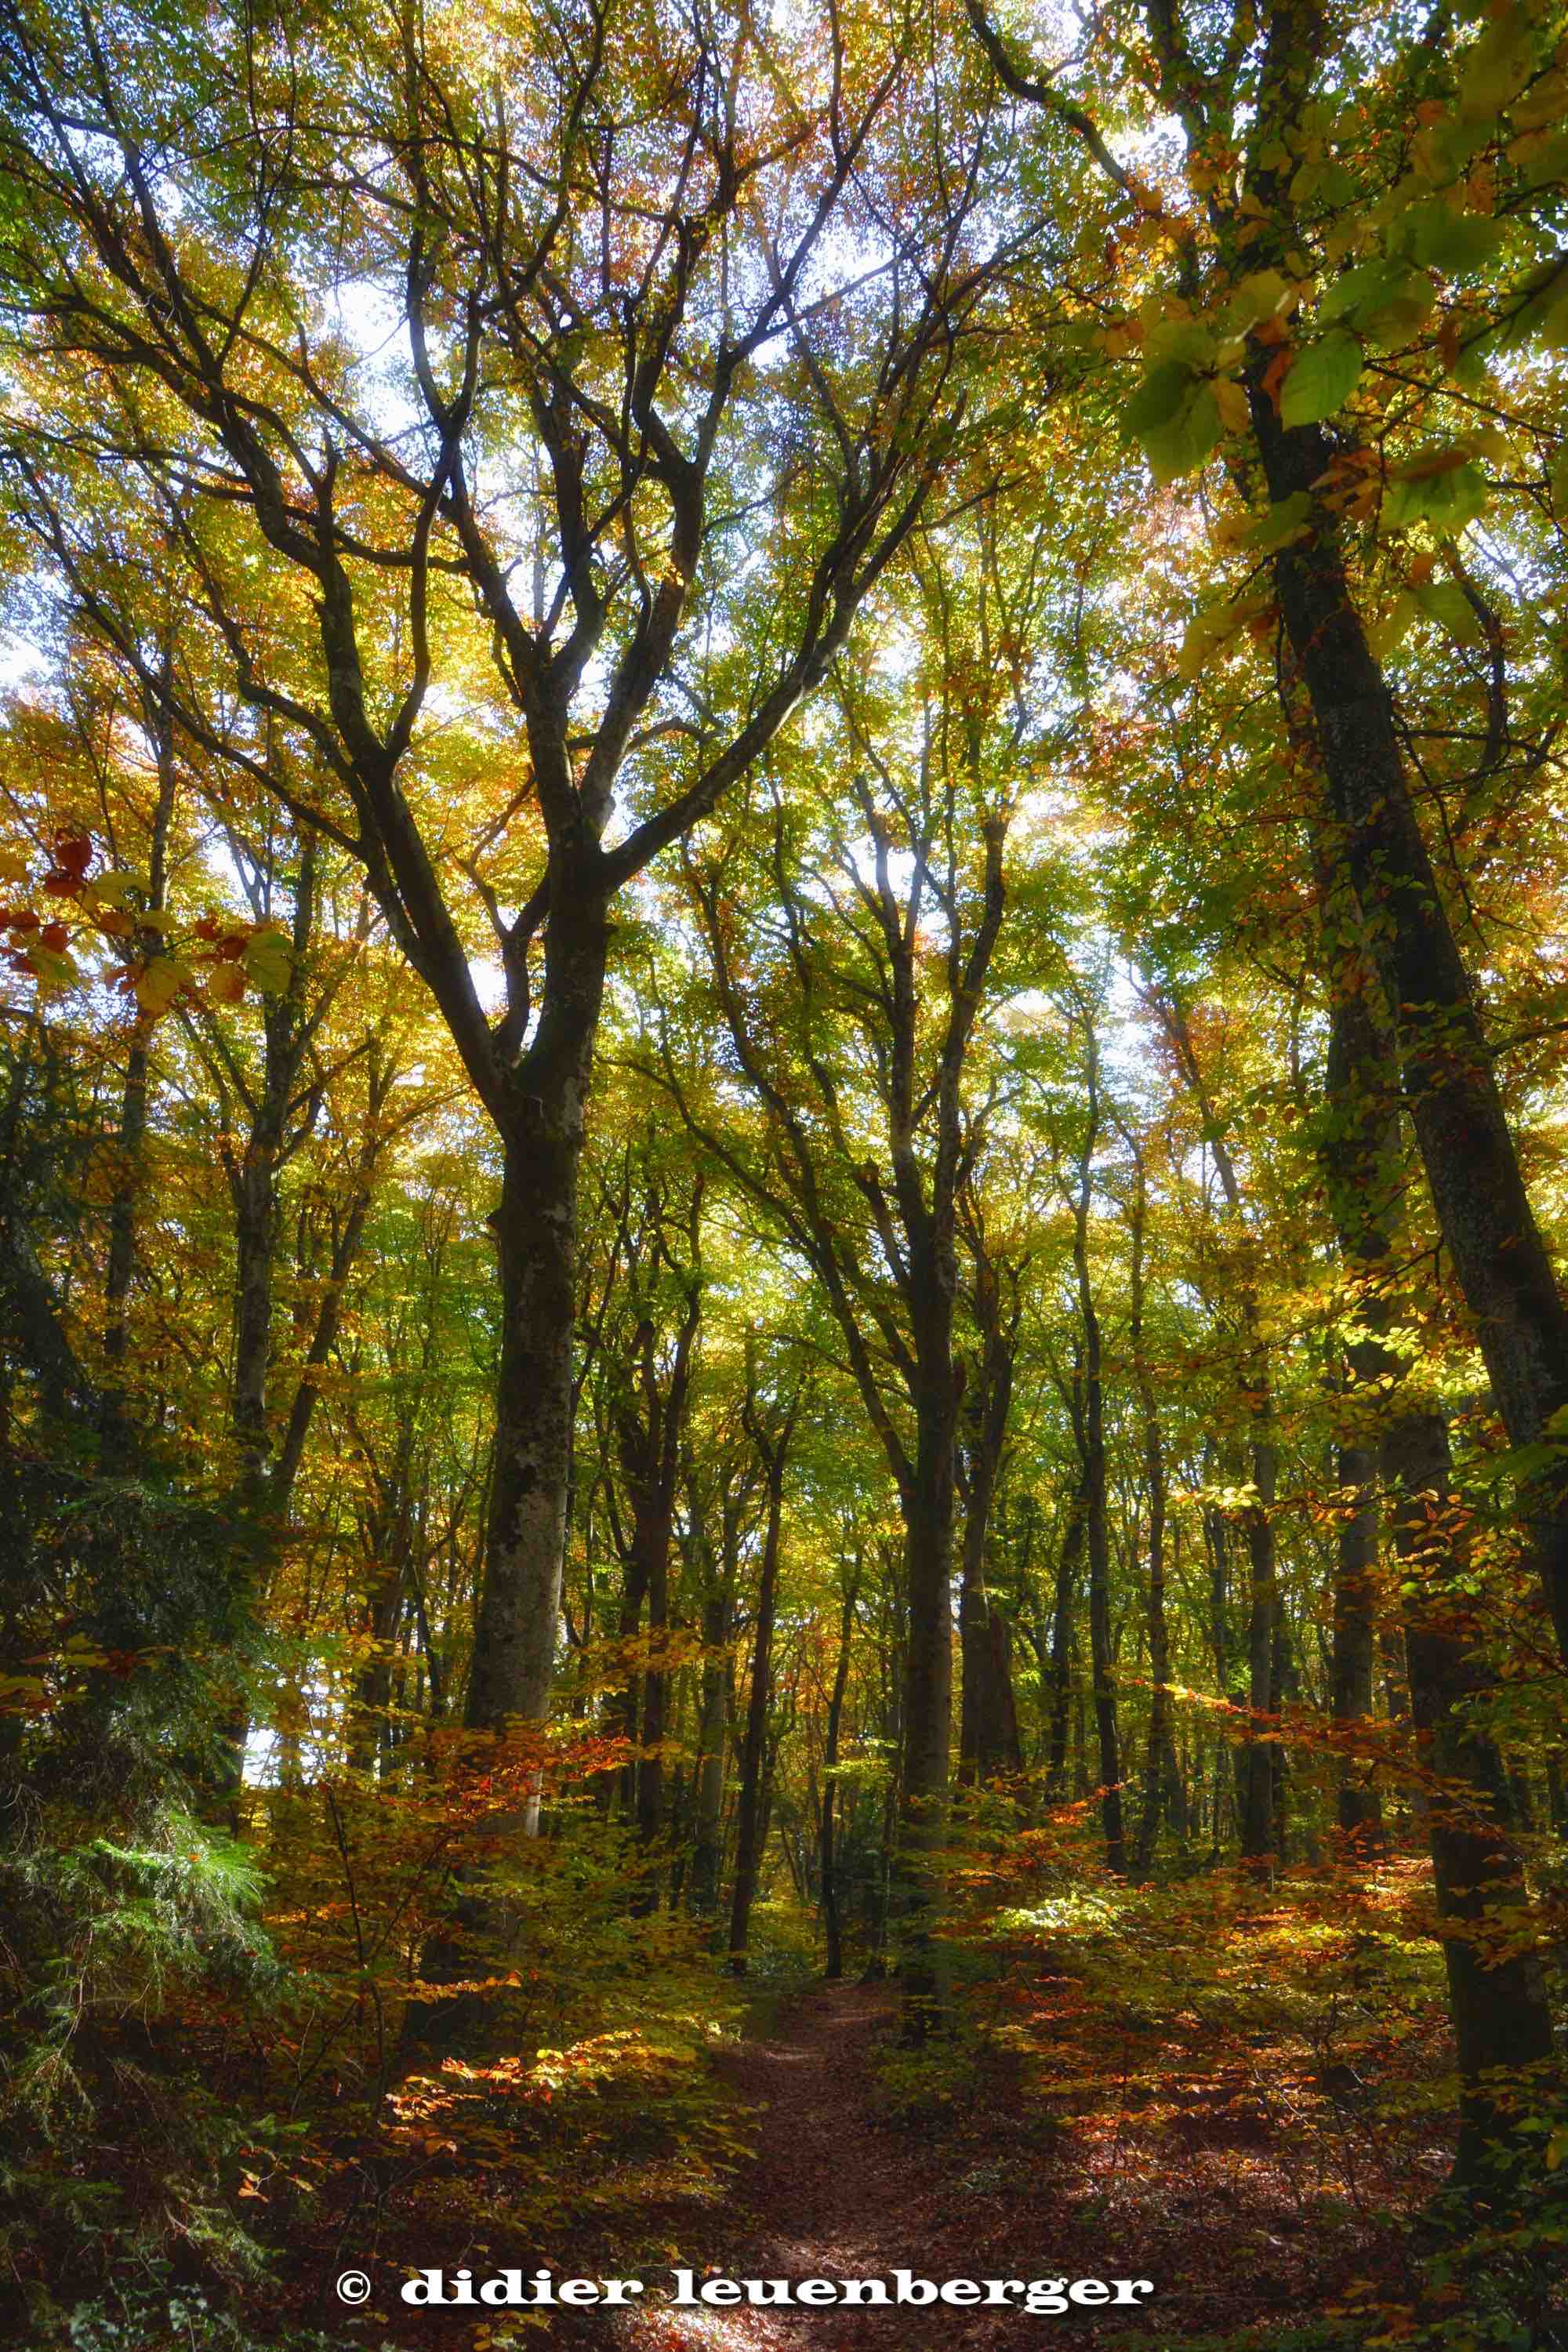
[1368,593,1417,660]
[1229,269,1291,332]
[81,872,138,909]
[1214,376,1251,434]
[135,955,189,1014]
[207,963,247,1005]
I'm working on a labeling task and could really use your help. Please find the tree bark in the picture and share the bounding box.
[1127,1142,1180,1874]
[691,1582,731,1918]
[1157,998,1281,1867]
[1242,0,1568,1668]
[1320,943,1555,2187]
[1047,1475,1087,1798]
[100,665,177,1468]
[225,839,318,1512]
[1328,1424,1382,1849]
[821,1566,859,1980]
[468,906,607,1746]
[728,1393,797,1973]
[957,1203,1022,1788]
[1071,1018,1124,1875]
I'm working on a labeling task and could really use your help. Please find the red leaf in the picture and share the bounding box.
[53,832,93,877]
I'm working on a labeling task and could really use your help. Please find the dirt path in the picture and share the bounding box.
[604,1981,1081,2352]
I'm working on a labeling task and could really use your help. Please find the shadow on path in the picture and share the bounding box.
[607,1980,1047,2351]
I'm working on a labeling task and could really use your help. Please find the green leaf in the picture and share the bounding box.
[1143,383,1223,485]
[1385,459,1489,532]
[1457,11,1535,122]
[1368,591,1418,660]
[1279,330,1364,426]
[1413,581,1483,645]
[1246,491,1313,552]
[1319,259,1435,343]
[1142,316,1216,368]
[80,872,139,910]
[242,927,295,996]
[1123,361,1196,435]
[1227,269,1290,334]
[1512,126,1568,192]
[1424,111,1494,184]
[1125,365,1222,485]
[1391,198,1506,278]
[1476,1437,1557,1487]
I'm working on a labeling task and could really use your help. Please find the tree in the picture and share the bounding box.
[0,0,1019,1765]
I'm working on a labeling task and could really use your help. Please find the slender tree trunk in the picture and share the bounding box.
[1160,1000,1282,1868]
[1072,1026,1123,1874]
[1127,1148,1177,1875]
[1235,1332,1280,1868]
[690,1469,746,1913]
[1328,1426,1383,1849]
[100,674,177,1468]
[691,1584,731,1917]
[348,1554,406,1779]
[728,1396,796,1973]
[608,1539,648,1821]
[957,1228,1022,1788]
[894,1367,959,2018]
[1389,1404,1556,2188]
[1047,1479,1087,1798]
[227,841,317,1512]
[270,1174,374,1512]
[1083,1359,1123,1875]
[633,1487,672,1884]
[1205,1486,1232,1855]
[822,1566,859,1980]
[957,1517,1021,1784]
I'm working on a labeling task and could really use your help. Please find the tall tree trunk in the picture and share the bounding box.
[1159,999,1282,1867]
[1388,1404,1555,2186]
[1127,1144,1178,1874]
[470,1164,579,1736]
[822,1565,860,1980]
[100,666,177,1468]
[598,1171,703,1882]
[689,1466,746,1914]
[1203,1472,1232,1855]
[1327,1426,1384,1849]
[1047,1478,1087,1798]
[227,839,317,1512]
[270,1167,375,1513]
[956,1203,1022,1788]
[690,1583,730,1920]
[1241,11,1568,1667]
[468,915,605,1751]
[633,1483,672,1882]
[728,1395,796,1974]
[1321,949,1555,2187]
[1071,1022,1123,1875]
[956,1465,1021,1784]
[894,1362,959,2015]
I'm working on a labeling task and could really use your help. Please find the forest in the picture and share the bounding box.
[0,0,1565,2343]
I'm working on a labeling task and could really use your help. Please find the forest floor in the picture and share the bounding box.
[623,1981,983,2351]
[555,1973,1417,2352]
[570,1978,1022,2351]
